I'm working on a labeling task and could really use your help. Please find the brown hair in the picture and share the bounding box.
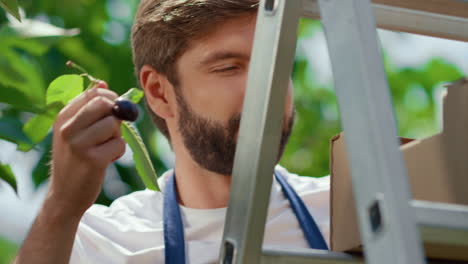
[131,0,259,142]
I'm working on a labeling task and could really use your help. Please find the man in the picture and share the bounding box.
[15,0,330,263]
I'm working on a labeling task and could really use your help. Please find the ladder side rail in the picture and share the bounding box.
[317,0,425,263]
[302,0,468,42]
[218,0,302,263]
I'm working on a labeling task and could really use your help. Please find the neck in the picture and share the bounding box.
[172,148,231,209]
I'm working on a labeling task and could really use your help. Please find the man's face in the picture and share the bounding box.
[173,14,295,175]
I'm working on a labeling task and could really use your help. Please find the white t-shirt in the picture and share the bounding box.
[70,166,330,264]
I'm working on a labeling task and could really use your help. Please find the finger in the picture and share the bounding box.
[56,87,118,125]
[61,96,116,140]
[61,87,117,120]
[71,115,122,149]
[88,136,126,167]
[95,80,108,89]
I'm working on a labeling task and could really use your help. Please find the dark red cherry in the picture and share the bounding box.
[112,98,139,122]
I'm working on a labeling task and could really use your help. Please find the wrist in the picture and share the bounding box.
[41,192,85,226]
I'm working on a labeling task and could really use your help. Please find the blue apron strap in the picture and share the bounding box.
[274,169,329,250]
[163,170,327,264]
[163,173,186,264]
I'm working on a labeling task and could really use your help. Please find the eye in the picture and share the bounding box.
[214,66,240,73]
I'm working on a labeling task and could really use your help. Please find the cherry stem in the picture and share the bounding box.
[66,60,99,86]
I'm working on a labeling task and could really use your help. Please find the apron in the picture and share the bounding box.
[163,170,328,264]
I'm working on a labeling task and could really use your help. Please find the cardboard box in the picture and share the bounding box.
[330,78,468,260]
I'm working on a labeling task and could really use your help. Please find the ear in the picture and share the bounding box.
[140,65,176,120]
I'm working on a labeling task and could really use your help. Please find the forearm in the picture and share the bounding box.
[15,196,83,264]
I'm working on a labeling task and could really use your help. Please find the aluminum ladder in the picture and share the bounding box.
[218,0,468,263]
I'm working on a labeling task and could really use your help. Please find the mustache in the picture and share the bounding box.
[228,109,295,165]
[227,113,242,137]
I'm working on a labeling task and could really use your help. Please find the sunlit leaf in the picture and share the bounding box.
[297,18,320,39]
[121,121,160,191]
[0,17,79,57]
[0,0,20,22]
[7,16,80,38]
[46,74,83,105]
[424,58,463,86]
[23,102,64,149]
[120,88,144,104]
[0,163,17,194]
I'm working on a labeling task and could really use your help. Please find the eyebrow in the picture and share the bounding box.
[198,51,250,67]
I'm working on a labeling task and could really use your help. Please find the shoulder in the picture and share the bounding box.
[83,188,164,225]
[274,165,331,246]
[77,188,164,249]
[81,169,173,225]
[71,172,172,263]
[274,165,330,208]
[275,165,330,195]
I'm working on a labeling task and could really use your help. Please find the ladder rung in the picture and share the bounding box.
[414,200,468,246]
[257,202,468,263]
[373,0,468,19]
[302,0,468,42]
[261,247,468,264]
[261,247,363,264]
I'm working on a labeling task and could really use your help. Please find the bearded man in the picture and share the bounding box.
[15,0,330,263]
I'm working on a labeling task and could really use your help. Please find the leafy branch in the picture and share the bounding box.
[0,61,160,193]
[0,0,20,22]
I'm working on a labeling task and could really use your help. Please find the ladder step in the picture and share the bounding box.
[261,247,468,264]
[302,0,468,42]
[261,247,363,264]
[414,200,468,246]
[258,202,468,264]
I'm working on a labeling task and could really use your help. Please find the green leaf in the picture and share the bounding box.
[0,47,46,109]
[0,53,25,85]
[23,102,64,149]
[0,163,17,194]
[46,74,84,105]
[57,38,110,82]
[0,0,20,22]
[424,58,463,86]
[0,236,18,264]
[0,20,79,57]
[0,85,43,113]
[120,88,144,104]
[0,117,34,151]
[298,18,320,39]
[114,162,145,191]
[32,142,51,188]
[121,121,160,191]
[5,38,49,56]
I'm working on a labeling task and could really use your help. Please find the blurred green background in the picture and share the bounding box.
[0,0,466,262]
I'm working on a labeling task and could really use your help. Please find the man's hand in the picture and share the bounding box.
[49,81,125,217]
[15,81,126,264]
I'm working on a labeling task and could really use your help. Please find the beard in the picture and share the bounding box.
[176,91,295,176]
